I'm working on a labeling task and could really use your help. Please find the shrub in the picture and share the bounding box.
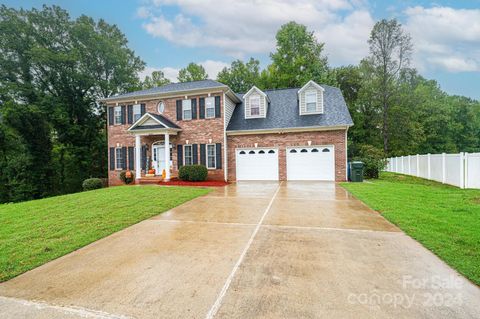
[353,145,387,179]
[119,171,135,184]
[179,165,208,182]
[82,178,103,191]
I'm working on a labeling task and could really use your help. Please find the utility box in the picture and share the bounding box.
[349,161,364,182]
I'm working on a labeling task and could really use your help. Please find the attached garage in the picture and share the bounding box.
[235,148,279,180]
[286,146,335,181]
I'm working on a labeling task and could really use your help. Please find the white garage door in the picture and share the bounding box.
[287,146,335,181]
[236,148,279,180]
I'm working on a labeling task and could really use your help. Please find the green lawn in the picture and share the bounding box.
[342,172,480,286]
[0,185,210,282]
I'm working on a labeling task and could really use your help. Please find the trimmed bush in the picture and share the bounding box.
[119,171,135,184]
[353,145,387,179]
[82,178,103,191]
[179,165,208,182]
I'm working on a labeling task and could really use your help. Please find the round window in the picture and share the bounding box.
[157,101,165,113]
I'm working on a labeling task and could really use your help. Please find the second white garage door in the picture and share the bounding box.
[236,148,279,180]
[287,146,335,181]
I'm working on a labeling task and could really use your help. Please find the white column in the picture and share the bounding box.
[164,133,170,181]
[135,135,141,179]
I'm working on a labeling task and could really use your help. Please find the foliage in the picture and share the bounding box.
[352,145,386,179]
[178,63,208,82]
[342,172,480,286]
[82,178,103,191]
[217,58,260,92]
[119,171,134,184]
[0,185,210,281]
[142,70,170,89]
[178,165,208,182]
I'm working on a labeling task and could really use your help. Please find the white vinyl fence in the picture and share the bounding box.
[385,153,480,189]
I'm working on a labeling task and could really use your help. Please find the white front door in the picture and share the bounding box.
[152,145,165,175]
[286,146,335,181]
[235,148,279,180]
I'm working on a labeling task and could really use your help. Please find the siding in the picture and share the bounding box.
[299,83,323,115]
[224,95,237,127]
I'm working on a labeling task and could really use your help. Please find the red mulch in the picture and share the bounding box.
[158,179,229,187]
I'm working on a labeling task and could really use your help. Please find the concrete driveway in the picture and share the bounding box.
[1,182,479,319]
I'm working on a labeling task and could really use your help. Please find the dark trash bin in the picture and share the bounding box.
[349,161,364,182]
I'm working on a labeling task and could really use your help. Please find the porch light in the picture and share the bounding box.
[208,138,212,144]
[308,141,312,146]
[186,139,189,144]
[254,143,258,148]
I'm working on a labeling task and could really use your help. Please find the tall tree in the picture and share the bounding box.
[177,63,208,82]
[365,19,412,155]
[142,70,170,89]
[267,21,331,88]
[217,58,260,92]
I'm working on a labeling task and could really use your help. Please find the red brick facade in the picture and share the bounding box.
[227,130,347,181]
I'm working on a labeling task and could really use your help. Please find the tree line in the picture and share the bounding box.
[1,5,478,203]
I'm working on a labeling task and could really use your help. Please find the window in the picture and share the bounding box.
[250,96,260,116]
[322,148,330,152]
[184,145,193,166]
[133,104,142,122]
[248,150,255,154]
[301,149,308,153]
[311,148,319,152]
[114,106,122,124]
[239,151,246,155]
[205,97,215,118]
[157,101,165,114]
[207,144,216,169]
[115,148,123,170]
[268,150,275,154]
[305,91,317,113]
[290,149,297,153]
[182,99,192,120]
[258,150,265,154]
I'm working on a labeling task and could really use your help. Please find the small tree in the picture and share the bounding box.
[178,63,208,82]
[353,144,386,179]
[142,70,170,89]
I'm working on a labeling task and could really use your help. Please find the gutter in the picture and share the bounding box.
[226,124,353,136]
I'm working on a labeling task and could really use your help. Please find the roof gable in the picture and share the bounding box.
[298,80,325,94]
[128,113,180,131]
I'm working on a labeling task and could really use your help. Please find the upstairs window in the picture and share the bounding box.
[250,96,260,116]
[205,97,215,119]
[133,104,142,122]
[184,145,193,166]
[305,91,317,113]
[114,106,122,124]
[182,99,192,120]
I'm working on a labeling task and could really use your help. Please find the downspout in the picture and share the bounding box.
[345,127,349,181]
[223,93,228,182]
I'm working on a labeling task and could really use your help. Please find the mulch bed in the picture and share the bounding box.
[158,179,229,187]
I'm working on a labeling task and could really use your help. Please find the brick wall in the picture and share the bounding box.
[226,129,347,181]
[107,92,226,185]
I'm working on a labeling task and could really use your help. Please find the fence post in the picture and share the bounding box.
[442,153,446,184]
[416,154,420,177]
[462,152,467,189]
[401,156,404,173]
[408,155,411,175]
[427,153,431,180]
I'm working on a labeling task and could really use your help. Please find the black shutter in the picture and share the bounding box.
[140,103,146,116]
[121,147,127,169]
[193,144,198,164]
[127,105,133,124]
[215,143,222,169]
[176,100,182,121]
[141,145,146,170]
[177,145,183,168]
[191,98,197,119]
[128,146,134,170]
[215,96,221,118]
[199,98,205,119]
[108,107,114,126]
[109,147,115,170]
[121,105,126,124]
[200,144,206,166]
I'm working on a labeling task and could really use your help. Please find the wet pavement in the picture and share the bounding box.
[1,182,479,319]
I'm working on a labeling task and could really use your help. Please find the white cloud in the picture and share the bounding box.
[139,0,373,64]
[138,60,229,82]
[405,6,480,72]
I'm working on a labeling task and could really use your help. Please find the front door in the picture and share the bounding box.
[152,145,166,175]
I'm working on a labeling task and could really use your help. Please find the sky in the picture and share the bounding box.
[3,0,480,100]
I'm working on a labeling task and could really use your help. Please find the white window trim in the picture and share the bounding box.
[206,144,216,169]
[114,106,122,125]
[205,97,215,119]
[133,104,142,122]
[249,95,261,117]
[115,147,123,170]
[183,144,193,166]
[182,99,192,121]
[305,90,317,113]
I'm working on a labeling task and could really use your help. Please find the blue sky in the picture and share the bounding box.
[3,0,480,100]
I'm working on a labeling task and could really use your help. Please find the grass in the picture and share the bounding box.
[0,185,210,282]
[341,172,480,286]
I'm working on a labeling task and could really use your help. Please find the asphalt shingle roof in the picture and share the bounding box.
[103,79,226,101]
[226,85,353,131]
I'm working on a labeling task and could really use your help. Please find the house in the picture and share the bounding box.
[100,79,353,185]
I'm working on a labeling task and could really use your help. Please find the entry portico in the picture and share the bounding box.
[128,113,181,181]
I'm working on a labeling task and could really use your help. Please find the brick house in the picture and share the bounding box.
[100,79,353,185]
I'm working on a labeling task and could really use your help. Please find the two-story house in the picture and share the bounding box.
[100,79,353,185]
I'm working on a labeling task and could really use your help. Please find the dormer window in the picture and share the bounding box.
[298,80,324,115]
[244,86,269,119]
